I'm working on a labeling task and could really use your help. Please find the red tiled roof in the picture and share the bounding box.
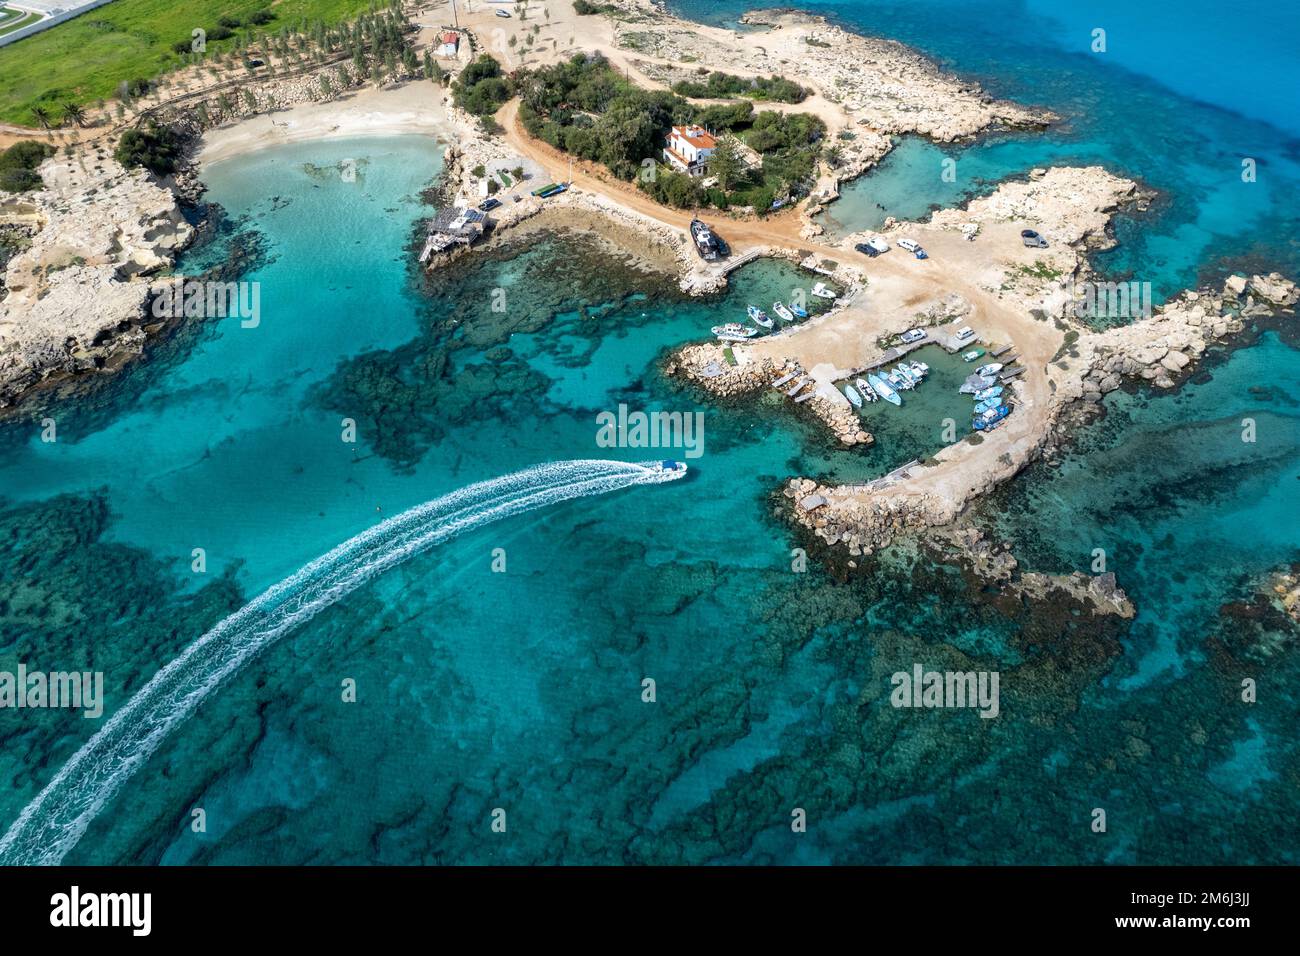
[441,32,459,44]
[671,125,717,150]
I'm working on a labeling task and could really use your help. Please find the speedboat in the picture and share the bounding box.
[867,373,901,406]
[888,370,913,391]
[973,385,1004,402]
[843,384,863,407]
[789,303,808,318]
[974,363,1004,377]
[773,302,795,323]
[712,323,757,339]
[747,305,773,329]
[811,282,837,299]
[855,378,877,402]
[908,360,929,377]
[648,460,688,476]
[973,405,1010,431]
[962,348,985,363]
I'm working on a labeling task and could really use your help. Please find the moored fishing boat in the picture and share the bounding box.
[855,377,877,402]
[789,302,808,318]
[974,363,1004,377]
[909,360,929,377]
[962,348,986,363]
[712,323,757,339]
[869,373,902,405]
[811,282,837,299]
[843,384,863,407]
[747,305,773,329]
[974,396,1003,414]
[973,385,1004,402]
[689,219,721,260]
[773,302,795,323]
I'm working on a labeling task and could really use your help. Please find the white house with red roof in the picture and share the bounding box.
[663,125,718,177]
[436,31,460,58]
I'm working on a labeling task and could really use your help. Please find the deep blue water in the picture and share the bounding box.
[0,3,1297,865]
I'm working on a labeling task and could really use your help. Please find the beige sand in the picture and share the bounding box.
[197,82,449,165]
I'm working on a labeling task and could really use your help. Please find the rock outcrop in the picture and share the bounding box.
[0,150,193,409]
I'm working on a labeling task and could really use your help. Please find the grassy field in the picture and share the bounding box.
[0,0,375,126]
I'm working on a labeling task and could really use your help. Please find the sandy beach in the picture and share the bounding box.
[197,82,450,166]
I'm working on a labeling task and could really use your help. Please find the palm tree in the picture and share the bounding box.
[30,106,52,131]
[61,102,87,128]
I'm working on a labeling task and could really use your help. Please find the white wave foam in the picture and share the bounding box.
[0,459,676,865]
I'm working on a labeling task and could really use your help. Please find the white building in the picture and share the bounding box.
[663,125,718,178]
[436,31,459,58]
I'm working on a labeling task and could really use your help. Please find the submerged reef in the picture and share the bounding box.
[315,231,685,467]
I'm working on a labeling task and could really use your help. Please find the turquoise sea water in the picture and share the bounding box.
[1,2,1298,864]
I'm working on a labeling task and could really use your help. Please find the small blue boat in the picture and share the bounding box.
[973,386,1004,402]
[974,397,1003,414]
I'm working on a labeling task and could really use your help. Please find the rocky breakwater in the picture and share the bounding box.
[665,342,775,397]
[806,392,873,447]
[785,477,944,556]
[0,150,194,410]
[1055,273,1296,404]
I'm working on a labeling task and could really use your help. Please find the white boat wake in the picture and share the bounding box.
[0,459,684,865]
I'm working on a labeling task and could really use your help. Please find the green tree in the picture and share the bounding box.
[708,135,744,191]
[60,103,87,128]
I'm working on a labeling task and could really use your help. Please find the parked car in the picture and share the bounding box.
[901,328,927,344]
[898,238,920,253]
[913,248,928,259]
[479,197,502,212]
[1021,228,1048,248]
[854,242,879,257]
[955,326,976,341]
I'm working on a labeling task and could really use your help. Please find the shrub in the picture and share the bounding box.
[114,122,181,176]
[0,141,55,193]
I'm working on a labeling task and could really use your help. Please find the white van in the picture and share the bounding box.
[954,326,975,341]
[898,238,920,253]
